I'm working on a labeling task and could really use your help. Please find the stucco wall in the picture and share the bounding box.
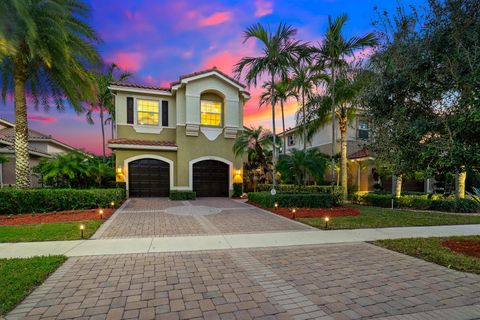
[117,125,176,142]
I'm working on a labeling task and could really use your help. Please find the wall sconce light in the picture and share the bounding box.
[117,165,123,174]
[236,169,241,175]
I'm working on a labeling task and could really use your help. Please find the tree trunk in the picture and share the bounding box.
[395,175,402,198]
[100,105,106,161]
[330,66,336,187]
[13,61,30,189]
[302,89,306,152]
[280,100,286,155]
[339,118,348,200]
[456,168,466,199]
[271,73,277,189]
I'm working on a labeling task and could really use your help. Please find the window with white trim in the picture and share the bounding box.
[136,99,159,126]
[358,119,369,140]
[287,135,295,146]
[200,100,222,126]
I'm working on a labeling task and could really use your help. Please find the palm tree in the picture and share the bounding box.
[0,0,100,188]
[234,22,304,191]
[277,148,328,186]
[87,64,131,160]
[259,80,297,155]
[301,74,364,199]
[315,14,377,193]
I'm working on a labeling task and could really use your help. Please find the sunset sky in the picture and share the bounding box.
[0,0,424,155]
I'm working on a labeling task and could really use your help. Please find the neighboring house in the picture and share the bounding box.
[108,68,250,197]
[279,116,376,191]
[0,118,77,187]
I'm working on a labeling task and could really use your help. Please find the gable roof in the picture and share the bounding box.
[348,148,371,160]
[0,126,76,152]
[110,68,250,97]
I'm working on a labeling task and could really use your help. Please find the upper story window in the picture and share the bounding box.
[137,99,159,126]
[358,119,369,140]
[287,135,295,146]
[200,100,222,126]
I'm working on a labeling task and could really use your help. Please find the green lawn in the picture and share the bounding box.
[298,205,480,229]
[0,255,67,315]
[0,220,102,242]
[374,236,480,274]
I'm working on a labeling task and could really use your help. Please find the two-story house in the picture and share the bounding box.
[279,116,376,191]
[108,68,249,198]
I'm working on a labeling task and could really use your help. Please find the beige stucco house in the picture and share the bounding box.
[108,68,249,197]
[0,118,77,187]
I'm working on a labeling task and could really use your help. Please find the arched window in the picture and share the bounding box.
[200,92,223,126]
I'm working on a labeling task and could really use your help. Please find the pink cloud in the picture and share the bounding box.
[28,116,57,123]
[254,0,273,17]
[201,51,243,76]
[199,11,232,26]
[106,51,143,71]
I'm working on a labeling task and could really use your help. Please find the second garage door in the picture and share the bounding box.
[193,160,229,197]
[128,159,170,197]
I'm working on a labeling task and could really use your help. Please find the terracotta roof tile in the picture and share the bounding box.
[348,148,371,160]
[108,138,177,147]
[109,82,171,91]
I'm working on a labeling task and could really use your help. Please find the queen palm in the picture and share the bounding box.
[87,64,132,160]
[259,80,297,155]
[315,14,377,193]
[234,22,304,190]
[0,0,100,188]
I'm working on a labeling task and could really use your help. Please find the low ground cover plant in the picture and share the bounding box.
[0,188,125,214]
[169,190,196,200]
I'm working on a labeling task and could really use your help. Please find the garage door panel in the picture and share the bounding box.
[193,160,229,197]
[128,159,170,197]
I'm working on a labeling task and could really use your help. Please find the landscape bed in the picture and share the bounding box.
[0,208,115,225]
[374,236,480,274]
[256,205,359,219]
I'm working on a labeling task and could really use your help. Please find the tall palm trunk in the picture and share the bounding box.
[13,60,30,189]
[330,66,336,188]
[302,89,306,152]
[339,117,348,199]
[280,99,286,155]
[455,168,466,199]
[395,175,403,198]
[271,74,277,190]
[99,105,106,161]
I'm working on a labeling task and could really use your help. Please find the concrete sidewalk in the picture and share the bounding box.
[0,224,479,258]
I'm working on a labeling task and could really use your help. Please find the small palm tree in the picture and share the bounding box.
[277,148,328,186]
[260,80,297,154]
[234,22,305,190]
[0,0,100,188]
[38,151,88,188]
[315,14,377,193]
[87,64,132,160]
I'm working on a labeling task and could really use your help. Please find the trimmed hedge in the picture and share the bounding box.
[233,183,243,197]
[248,192,334,208]
[0,188,126,215]
[351,192,479,213]
[169,190,196,200]
[257,183,341,194]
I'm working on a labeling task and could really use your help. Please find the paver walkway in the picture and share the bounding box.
[7,243,480,320]
[94,198,310,238]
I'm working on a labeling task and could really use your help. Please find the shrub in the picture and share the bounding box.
[232,183,243,198]
[248,192,334,208]
[0,188,125,214]
[169,190,196,200]
[351,192,479,213]
[257,184,342,205]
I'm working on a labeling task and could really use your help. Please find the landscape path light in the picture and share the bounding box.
[99,209,104,219]
[291,208,296,219]
[325,217,330,229]
[80,224,85,238]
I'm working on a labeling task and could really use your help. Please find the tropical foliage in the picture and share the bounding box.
[34,151,115,188]
[277,148,328,185]
[0,0,101,188]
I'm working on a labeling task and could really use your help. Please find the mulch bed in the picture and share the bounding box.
[441,240,480,258]
[248,202,360,219]
[0,208,115,226]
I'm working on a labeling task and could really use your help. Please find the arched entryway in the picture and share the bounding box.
[128,158,170,197]
[192,160,229,197]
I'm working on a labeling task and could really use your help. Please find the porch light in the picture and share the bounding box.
[324,217,330,229]
[236,169,241,175]
[117,165,123,173]
[80,224,85,238]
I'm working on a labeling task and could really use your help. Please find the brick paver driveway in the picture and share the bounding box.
[10,243,480,320]
[96,198,310,238]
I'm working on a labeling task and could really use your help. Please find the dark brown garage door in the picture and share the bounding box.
[193,160,229,197]
[128,159,170,197]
